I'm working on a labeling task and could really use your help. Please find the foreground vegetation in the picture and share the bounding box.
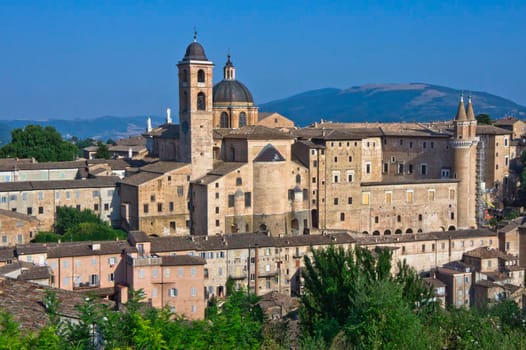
[1,247,526,349]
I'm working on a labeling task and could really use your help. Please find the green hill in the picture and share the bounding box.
[260,83,526,126]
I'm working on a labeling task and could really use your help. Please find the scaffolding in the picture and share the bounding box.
[476,137,487,226]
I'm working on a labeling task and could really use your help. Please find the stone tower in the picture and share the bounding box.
[451,94,479,229]
[177,34,214,180]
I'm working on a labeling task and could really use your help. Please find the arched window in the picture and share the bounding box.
[384,230,391,235]
[182,91,188,112]
[220,112,229,128]
[406,228,413,234]
[372,231,380,236]
[197,69,205,83]
[295,174,301,184]
[197,92,206,110]
[239,112,247,127]
[182,69,188,83]
[395,229,402,235]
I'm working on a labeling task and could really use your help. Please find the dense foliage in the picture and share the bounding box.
[300,246,526,349]
[32,206,126,242]
[0,125,77,161]
[0,288,272,350]
[2,246,526,349]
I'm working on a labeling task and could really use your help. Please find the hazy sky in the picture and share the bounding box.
[1,0,525,120]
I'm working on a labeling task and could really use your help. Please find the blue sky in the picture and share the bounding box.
[1,0,525,120]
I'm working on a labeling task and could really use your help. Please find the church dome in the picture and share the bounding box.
[183,42,208,61]
[213,80,254,104]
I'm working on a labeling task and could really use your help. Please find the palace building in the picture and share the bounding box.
[124,35,513,237]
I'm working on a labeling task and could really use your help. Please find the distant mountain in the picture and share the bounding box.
[0,115,165,144]
[260,83,526,126]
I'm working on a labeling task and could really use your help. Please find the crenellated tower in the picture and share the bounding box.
[177,33,214,179]
[451,94,479,228]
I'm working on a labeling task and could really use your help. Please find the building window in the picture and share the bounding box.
[177,186,184,197]
[108,273,115,282]
[420,164,428,176]
[27,207,33,215]
[104,203,109,211]
[312,177,316,183]
[138,269,145,279]
[397,215,401,222]
[236,177,242,186]
[398,163,404,174]
[428,190,435,201]
[197,92,206,110]
[157,203,163,212]
[239,112,247,127]
[374,216,379,223]
[216,219,220,227]
[197,69,205,83]
[228,195,235,208]
[340,213,345,221]
[418,214,422,221]
[143,204,149,213]
[385,192,392,205]
[245,192,251,207]
[383,163,388,173]
[349,156,353,162]
[348,197,353,205]
[362,192,370,205]
[170,221,176,230]
[38,206,44,214]
[408,164,413,174]
[169,288,178,297]
[220,112,229,128]
[94,204,99,211]
[332,171,340,183]
[406,190,413,203]
[451,212,455,220]
[365,163,371,174]
[347,171,353,182]
[334,156,338,163]
[334,198,339,205]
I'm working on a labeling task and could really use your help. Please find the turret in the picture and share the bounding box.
[451,93,479,229]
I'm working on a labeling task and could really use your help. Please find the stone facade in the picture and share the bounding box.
[0,209,39,246]
[0,177,120,231]
[119,162,191,235]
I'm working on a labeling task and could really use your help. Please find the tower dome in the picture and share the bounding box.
[213,80,254,104]
[182,32,208,61]
[213,54,254,104]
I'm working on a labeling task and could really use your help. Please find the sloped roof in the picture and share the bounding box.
[476,125,512,135]
[0,208,39,222]
[0,177,119,192]
[254,144,286,162]
[221,125,293,140]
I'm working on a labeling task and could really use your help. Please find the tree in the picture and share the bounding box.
[95,141,111,159]
[0,125,77,162]
[55,207,102,235]
[300,246,436,348]
[476,113,493,125]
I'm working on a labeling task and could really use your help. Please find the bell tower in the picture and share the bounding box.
[177,33,214,180]
[451,94,479,229]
